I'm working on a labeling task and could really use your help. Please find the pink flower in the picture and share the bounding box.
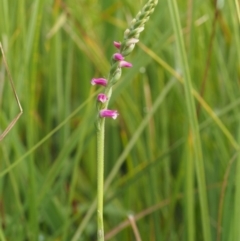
[113,41,121,49]
[100,109,119,119]
[119,60,132,68]
[91,78,107,86]
[97,93,108,103]
[113,53,124,61]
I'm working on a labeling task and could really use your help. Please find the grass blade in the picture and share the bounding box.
[167,1,212,240]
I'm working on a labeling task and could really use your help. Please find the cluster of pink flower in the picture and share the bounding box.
[91,42,133,120]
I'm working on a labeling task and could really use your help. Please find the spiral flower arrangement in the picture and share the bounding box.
[91,1,158,240]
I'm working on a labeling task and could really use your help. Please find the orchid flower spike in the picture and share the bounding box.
[97,93,108,103]
[100,109,119,119]
[91,78,107,86]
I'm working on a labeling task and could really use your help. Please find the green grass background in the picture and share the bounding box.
[0,0,240,240]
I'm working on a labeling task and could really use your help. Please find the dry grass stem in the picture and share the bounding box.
[0,42,23,141]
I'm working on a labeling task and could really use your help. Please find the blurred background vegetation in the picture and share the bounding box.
[0,0,240,240]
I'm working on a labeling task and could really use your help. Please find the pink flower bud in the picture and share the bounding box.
[119,60,132,68]
[99,109,119,119]
[113,41,121,49]
[113,53,124,61]
[97,93,108,103]
[91,78,107,86]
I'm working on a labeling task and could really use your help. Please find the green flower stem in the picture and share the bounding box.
[97,118,105,241]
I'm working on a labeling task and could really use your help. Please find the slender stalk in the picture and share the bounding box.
[229,0,240,240]
[97,118,105,241]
